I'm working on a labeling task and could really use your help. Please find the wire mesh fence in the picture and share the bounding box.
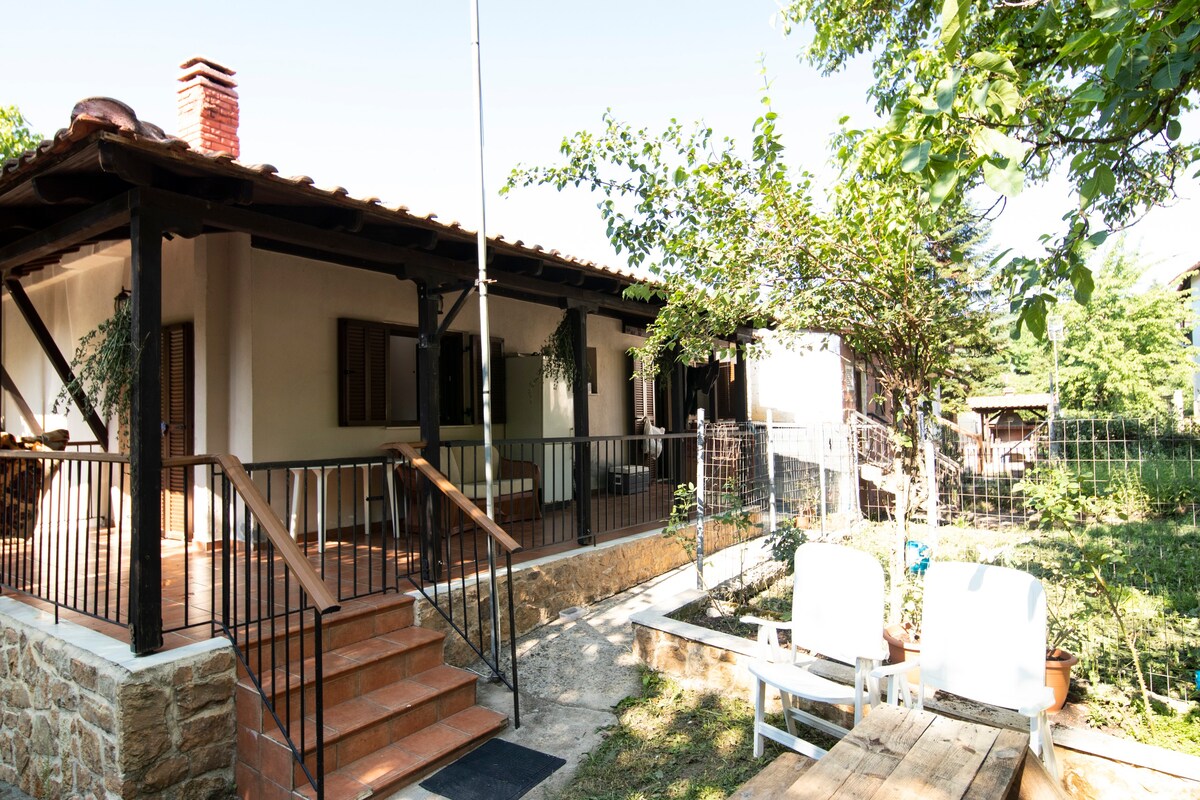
[697,414,1200,702]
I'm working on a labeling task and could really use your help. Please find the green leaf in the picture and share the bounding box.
[967,51,1018,79]
[1086,0,1121,19]
[901,141,932,173]
[1104,42,1124,80]
[1071,84,1106,103]
[1167,119,1182,141]
[673,166,686,186]
[983,158,1025,197]
[939,0,967,51]
[935,75,959,112]
[987,80,1021,116]
[970,127,1027,160]
[1070,263,1095,303]
[929,164,961,210]
[1095,164,1115,196]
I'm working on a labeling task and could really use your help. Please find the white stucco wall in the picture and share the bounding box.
[2,234,648,462]
[748,330,846,427]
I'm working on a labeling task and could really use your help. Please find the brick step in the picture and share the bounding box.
[235,593,415,670]
[258,664,485,789]
[294,706,508,800]
[238,625,446,735]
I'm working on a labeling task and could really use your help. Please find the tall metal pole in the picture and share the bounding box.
[470,0,501,674]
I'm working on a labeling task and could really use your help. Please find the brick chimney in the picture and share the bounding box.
[176,56,239,158]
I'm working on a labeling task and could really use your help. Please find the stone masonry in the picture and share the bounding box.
[418,518,755,667]
[0,598,236,800]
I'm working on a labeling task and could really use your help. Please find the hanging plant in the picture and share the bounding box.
[538,311,578,391]
[53,297,136,428]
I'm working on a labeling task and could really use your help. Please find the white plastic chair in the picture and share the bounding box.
[742,542,886,760]
[874,562,1059,778]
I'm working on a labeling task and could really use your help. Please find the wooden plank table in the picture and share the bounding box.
[780,704,1031,799]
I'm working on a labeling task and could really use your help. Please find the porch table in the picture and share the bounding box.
[781,703,1030,799]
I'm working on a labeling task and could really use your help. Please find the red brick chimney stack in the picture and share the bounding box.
[177,57,239,158]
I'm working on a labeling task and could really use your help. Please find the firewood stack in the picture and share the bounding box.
[1,429,68,537]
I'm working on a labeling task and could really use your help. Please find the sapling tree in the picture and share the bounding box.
[508,101,995,618]
[1017,464,1154,727]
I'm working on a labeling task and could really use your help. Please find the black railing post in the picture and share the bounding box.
[568,307,593,545]
[128,198,164,655]
[417,280,444,581]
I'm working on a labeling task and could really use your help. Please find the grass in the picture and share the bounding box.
[549,670,807,800]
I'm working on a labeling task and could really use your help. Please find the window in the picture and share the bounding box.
[338,318,504,427]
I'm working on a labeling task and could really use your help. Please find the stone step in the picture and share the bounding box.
[256,665,483,789]
[293,706,508,800]
[237,626,445,734]
[236,593,415,670]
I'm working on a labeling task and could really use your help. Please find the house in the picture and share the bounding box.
[0,58,764,799]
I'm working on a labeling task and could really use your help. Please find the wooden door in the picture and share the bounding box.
[160,323,194,540]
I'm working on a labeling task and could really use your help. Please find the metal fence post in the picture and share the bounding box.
[766,410,777,535]
[818,424,827,537]
[695,408,706,590]
[925,437,939,549]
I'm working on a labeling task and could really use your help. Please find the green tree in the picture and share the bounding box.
[780,0,1200,336]
[0,105,38,162]
[507,105,996,617]
[989,245,1195,417]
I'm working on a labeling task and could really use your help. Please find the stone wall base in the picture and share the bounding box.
[0,598,236,800]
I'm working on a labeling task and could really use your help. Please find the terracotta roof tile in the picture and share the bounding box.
[0,99,652,286]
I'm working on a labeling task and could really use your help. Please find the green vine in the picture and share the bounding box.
[53,300,136,429]
[538,312,578,391]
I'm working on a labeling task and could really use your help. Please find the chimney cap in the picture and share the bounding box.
[179,56,237,89]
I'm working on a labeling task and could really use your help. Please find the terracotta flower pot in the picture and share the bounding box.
[883,623,921,685]
[1045,648,1078,712]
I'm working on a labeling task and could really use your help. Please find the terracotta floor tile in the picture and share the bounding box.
[441,706,507,737]
[294,770,370,800]
[395,722,471,760]
[340,743,423,788]
[365,679,435,711]
[321,697,390,735]
[410,664,474,692]
[336,637,401,664]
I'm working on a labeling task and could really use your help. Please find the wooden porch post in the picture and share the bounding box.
[568,306,592,545]
[416,281,444,580]
[732,332,751,423]
[129,200,164,655]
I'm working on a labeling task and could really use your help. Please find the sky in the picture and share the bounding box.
[3,0,1196,286]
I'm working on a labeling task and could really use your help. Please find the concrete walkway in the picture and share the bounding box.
[387,540,772,800]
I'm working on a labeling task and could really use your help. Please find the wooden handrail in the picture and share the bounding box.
[381,441,523,554]
[164,453,340,614]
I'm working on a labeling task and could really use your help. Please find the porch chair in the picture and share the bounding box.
[873,561,1059,779]
[742,542,886,760]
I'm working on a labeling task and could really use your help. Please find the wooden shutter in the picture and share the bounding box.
[160,323,193,539]
[632,357,656,426]
[339,318,388,426]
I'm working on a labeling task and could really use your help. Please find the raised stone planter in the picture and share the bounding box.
[0,597,236,799]
[630,588,1200,800]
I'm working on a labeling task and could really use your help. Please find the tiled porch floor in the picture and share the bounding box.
[1,486,675,649]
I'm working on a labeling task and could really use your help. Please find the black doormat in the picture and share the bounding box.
[420,738,566,800]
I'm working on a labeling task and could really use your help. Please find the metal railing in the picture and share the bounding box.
[384,441,522,726]
[242,455,400,602]
[170,454,340,800]
[0,448,339,800]
[434,432,693,553]
[0,449,130,625]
